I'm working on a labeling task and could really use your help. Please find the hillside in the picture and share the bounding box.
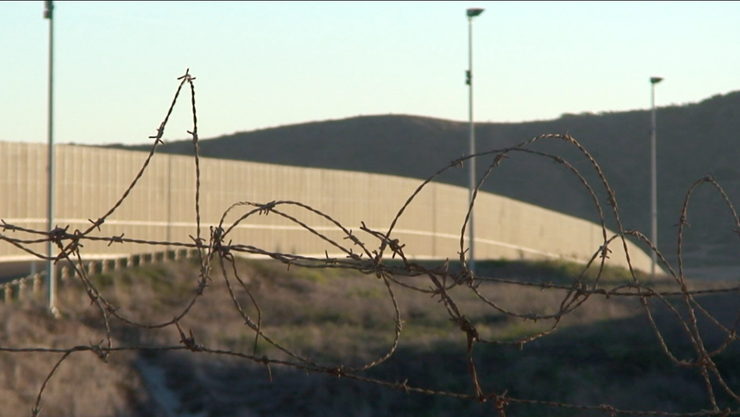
[108,91,740,271]
[3,258,738,416]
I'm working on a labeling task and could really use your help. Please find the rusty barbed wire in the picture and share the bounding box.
[1,70,739,416]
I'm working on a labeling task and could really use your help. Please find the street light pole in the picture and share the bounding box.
[466,7,484,273]
[650,76,663,279]
[44,0,58,316]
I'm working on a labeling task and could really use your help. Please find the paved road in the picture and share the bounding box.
[0,261,46,284]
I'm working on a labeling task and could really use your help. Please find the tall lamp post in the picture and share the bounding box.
[466,7,484,273]
[44,0,58,316]
[650,76,663,278]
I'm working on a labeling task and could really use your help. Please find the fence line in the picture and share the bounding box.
[0,272,43,302]
[0,136,659,272]
[0,249,201,303]
[1,69,739,416]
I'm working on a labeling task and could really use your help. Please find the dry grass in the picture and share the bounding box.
[78,257,651,364]
[2,257,738,417]
[0,303,149,417]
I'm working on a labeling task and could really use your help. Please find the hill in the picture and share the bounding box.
[107,91,740,271]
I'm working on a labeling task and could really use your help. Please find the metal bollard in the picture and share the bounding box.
[18,280,26,300]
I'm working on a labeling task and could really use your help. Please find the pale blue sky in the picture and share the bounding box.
[2,1,739,145]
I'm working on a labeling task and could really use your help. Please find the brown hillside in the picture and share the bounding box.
[107,91,740,270]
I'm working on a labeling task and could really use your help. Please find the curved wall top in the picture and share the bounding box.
[0,141,657,273]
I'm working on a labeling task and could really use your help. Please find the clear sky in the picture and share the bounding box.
[2,1,739,146]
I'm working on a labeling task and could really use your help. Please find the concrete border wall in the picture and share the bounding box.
[0,141,656,272]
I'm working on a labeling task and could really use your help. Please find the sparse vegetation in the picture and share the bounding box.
[2,257,738,416]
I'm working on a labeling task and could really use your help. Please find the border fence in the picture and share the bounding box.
[0,141,657,273]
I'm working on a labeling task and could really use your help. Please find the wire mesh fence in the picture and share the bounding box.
[1,69,739,417]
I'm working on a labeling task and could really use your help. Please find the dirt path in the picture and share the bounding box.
[135,356,207,417]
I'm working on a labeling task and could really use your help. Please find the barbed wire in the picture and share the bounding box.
[1,69,739,417]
